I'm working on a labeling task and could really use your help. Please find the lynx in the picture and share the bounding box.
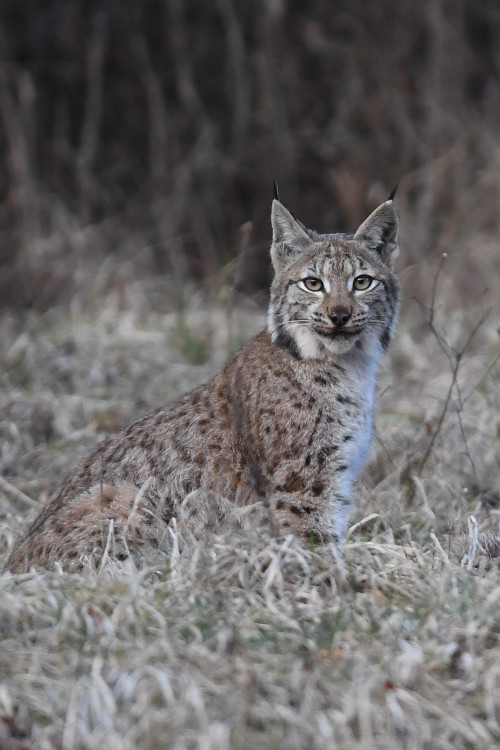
[6,192,400,573]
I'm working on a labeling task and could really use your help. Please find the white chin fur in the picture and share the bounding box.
[321,335,358,356]
[293,327,357,359]
[294,328,323,359]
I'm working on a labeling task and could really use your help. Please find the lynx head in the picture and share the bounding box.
[268,195,401,360]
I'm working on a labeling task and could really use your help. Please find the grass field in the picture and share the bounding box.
[1,255,500,749]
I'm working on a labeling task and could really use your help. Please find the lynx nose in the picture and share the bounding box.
[329,306,352,326]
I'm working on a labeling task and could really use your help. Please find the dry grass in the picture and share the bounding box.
[1,261,500,749]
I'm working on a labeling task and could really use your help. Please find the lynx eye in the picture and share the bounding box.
[301,277,324,293]
[353,275,374,291]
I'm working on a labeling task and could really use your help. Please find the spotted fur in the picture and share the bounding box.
[6,195,401,573]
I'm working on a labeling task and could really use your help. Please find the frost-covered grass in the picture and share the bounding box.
[1,268,500,749]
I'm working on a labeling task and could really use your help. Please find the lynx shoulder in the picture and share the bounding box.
[6,193,401,573]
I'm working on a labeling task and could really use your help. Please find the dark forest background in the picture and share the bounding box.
[0,0,499,310]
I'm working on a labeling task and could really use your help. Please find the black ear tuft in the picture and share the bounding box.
[273,181,280,201]
[387,184,399,202]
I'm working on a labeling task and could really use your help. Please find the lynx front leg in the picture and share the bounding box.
[271,480,351,546]
[330,493,352,545]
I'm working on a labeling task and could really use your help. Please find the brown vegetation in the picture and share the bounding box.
[1,3,500,748]
[0,0,499,304]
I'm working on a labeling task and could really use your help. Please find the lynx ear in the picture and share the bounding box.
[353,199,400,267]
[271,199,312,271]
